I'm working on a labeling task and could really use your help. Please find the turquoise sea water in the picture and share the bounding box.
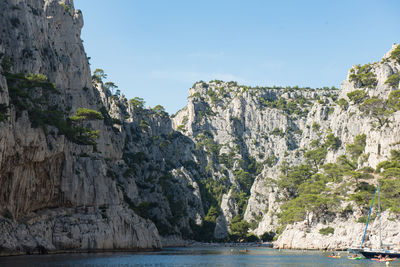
[0,247,398,267]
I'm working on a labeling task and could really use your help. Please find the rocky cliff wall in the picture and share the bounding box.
[0,0,399,254]
[0,0,164,254]
[172,44,400,248]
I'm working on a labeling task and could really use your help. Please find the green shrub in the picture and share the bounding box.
[139,119,149,130]
[347,90,367,104]
[388,90,400,111]
[385,73,400,88]
[59,3,70,13]
[129,97,145,110]
[349,64,377,88]
[92,68,107,83]
[357,216,368,223]
[337,98,349,110]
[207,89,219,104]
[360,97,391,127]
[271,127,284,137]
[195,132,221,156]
[177,124,185,131]
[346,134,366,161]
[5,71,99,146]
[153,105,168,116]
[390,45,400,63]
[234,169,253,194]
[246,234,260,242]
[260,231,276,242]
[319,227,334,235]
[229,215,249,241]
[325,133,341,150]
[305,147,327,168]
[311,122,320,132]
[69,108,103,121]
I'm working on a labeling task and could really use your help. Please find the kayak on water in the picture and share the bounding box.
[371,257,397,262]
[348,256,362,260]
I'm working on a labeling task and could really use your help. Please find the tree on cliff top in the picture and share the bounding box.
[92,68,107,83]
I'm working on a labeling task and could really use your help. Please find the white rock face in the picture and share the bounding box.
[275,211,400,250]
[172,45,400,246]
[214,190,237,238]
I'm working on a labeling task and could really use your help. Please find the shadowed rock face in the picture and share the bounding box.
[0,0,399,254]
[0,0,163,253]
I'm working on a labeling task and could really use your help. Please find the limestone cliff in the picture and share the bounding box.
[172,44,400,248]
[1,0,399,254]
[0,0,164,254]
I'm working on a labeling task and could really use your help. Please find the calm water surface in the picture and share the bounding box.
[0,247,398,267]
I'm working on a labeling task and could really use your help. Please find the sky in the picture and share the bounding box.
[74,0,400,114]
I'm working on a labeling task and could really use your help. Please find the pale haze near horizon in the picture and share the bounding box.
[74,0,400,114]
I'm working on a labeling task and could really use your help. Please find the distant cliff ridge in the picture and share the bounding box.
[0,0,399,254]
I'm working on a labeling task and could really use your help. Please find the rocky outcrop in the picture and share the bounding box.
[276,211,400,250]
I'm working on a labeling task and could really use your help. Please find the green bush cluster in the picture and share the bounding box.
[129,97,145,111]
[385,73,400,88]
[5,72,101,146]
[349,64,377,88]
[59,3,70,13]
[153,105,168,116]
[319,226,334,235]
[354,90,400,128]
[390,45,400,63]
[346,134,366,161]
[260,96,310,117]
[229,215,250,241]
[271,127,285,137]
[347,90,367,104]
[311,122,320,132]
[196,131,222,156]
[278,172,339,226]
[139,119,150,130]
[207,89,220,104]
[375,150,400,213]
[69,108,103,121]
[336,98,349,110]
[91,68,107,83]
[277,133,368,228]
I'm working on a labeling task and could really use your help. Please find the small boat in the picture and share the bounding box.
[349,182,400,259]
[371,257,397,262]
[328,255,341,258]
[239,249,249,253]
[348,256,362,260]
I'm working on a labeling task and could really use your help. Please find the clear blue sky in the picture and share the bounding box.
[74,0,400,114]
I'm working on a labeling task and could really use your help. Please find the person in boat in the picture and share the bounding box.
[378,254,382,259]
